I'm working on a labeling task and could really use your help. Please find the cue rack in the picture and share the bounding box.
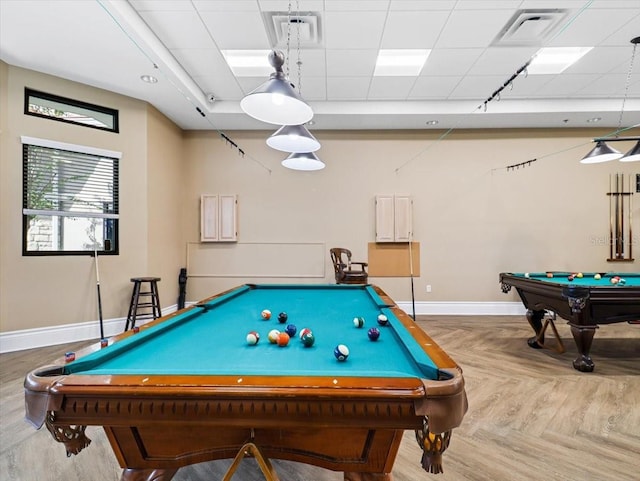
[607,173,634,262]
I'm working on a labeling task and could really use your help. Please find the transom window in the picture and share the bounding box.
[24,88,119,132]
[22,136,120,256]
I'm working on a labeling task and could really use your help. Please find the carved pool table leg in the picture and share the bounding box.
[570,325,596,372]
[120,468,178,481]
[344,472,393,481]
[525,309,546,348]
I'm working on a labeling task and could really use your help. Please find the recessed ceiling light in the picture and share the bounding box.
[222,50,273,77]
[140,75,158,84]
[587,117,602,123]
[425,120,439,125]
[374,49,431,76]
[528,47,593,74]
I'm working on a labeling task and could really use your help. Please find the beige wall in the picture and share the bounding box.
[182,129,639,302]
[1,61,638,336]
[0,63,184,333]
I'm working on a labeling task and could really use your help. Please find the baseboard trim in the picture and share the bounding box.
[0,301,525,354]
[0,304,178,354]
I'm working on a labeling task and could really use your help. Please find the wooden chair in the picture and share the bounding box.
[330,248,368,284]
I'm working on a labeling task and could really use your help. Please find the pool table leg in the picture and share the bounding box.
[120,468,178,481]
[525,309,546,349]
[344,472,392,481]
[570,325,596,372]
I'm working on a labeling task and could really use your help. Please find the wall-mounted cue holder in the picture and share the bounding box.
[606,173,634,262]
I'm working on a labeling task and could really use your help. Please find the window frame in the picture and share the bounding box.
[24,88,119,133]
[21,136,121,257]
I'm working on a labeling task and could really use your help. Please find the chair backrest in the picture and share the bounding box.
[330,248,352,277]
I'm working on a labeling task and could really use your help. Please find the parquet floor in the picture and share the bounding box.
[1,316,638,481]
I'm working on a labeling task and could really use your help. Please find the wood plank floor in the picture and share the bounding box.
[1,316,638,481]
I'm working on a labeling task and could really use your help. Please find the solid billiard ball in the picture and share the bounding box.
[546,272,554,278]
[353,317,365,328]
[299,328,312,339]
[285,324,297,337]
[301,331,315,347]
[277,332,290,347]
[334,344,349,361]
[261,309,272,320]
[610,277,619,285]
[576,272,584,278]
[368,327,380,341]
[268,329,280,343]
[377,314,389,326]
[524,273,530,278]
[594,273,602,280]
[246,331,260,345]
[568,275,575,281]
[278,312,288,323]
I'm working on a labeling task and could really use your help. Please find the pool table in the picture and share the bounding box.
[499,272,640,372]
[25,284,467,481]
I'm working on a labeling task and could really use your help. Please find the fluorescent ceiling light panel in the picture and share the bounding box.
[374,49,430,76]
[528,47,593,74]
[222,50,273,77]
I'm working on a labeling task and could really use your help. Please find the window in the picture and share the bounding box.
[22,136,120,256]
[24,88,119,132]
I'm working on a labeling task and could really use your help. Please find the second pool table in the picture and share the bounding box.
[500,272,640,371]
[25,284,468,481]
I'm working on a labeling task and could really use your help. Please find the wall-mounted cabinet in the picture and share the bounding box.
[375,194,412,242]
[201,194,237,242]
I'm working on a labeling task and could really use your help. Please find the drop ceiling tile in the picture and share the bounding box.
[131,0,195,11]
[380,10,449,48]
[286,49,327,77]
[326,49,378,76]
[532,74,602,96]
[368,76,416,99]
[137,10,213,49]
[325,0,390,11]
[436,9,516,48]
[455,1,523,9]
[288,75,327,100]
[420,48,484,76]
[390,1,456,10]
[409,76,461,98]
[448,75,509,99]
[258,0,325,11]
[579,73,639,96]
[467,46,538,76]
[194,0,261,12]
[545,9,638,47]
[192,74,245,100]
[327,77,371,100]
[324,11,387,49]
[565,46,636,74]
[599,13,640,46]
[198,10,271,49]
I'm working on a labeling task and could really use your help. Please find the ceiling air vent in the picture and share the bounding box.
[264,12,322,48]
[493,9,568,46]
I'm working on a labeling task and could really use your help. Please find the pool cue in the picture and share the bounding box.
[408,233,416,321]
[94,247,105,339]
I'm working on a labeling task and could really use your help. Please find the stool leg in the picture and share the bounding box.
[151,281,162,319]
[125,281,142,331]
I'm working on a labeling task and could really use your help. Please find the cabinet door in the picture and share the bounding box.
[394,195,412,242]
[201,195,219,242]
[375,195,395,242]
[219,194,238,241]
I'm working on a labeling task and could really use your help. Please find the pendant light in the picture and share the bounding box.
[579,141,622,164]
[240,50,313,126]
[282,151,325,171]
[266,124,321,153]
[620,141,640,162]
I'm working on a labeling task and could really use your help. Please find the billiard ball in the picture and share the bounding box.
[618,278,626,285]
[261,309,272,320]
[246,331,260,345]
[368,327,380,341]
[268,329,280,343]
[568,275,575,281]
[610,277,619,285]
[353,317,365,328]
[278,312,288,323]
[546,272,554,278]
[594,273,602,280]
[301,331,315,347]
[299,328,312,339]
[576,272,584,278]
[285,324,297,337]
[377,314,389,326]
[334,344,349,361]
[524,273,530,278]
[277,332,290,347]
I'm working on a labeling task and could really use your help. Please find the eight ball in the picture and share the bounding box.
[278,312,288,323]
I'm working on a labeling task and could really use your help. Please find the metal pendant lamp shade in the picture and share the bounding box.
[266,124,321,153]
[240,50,313,126]
[620,141,640,162]
[579,141,623,164]
[282,151,325,171]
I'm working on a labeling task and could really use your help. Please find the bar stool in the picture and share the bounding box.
[125,277,161,331]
